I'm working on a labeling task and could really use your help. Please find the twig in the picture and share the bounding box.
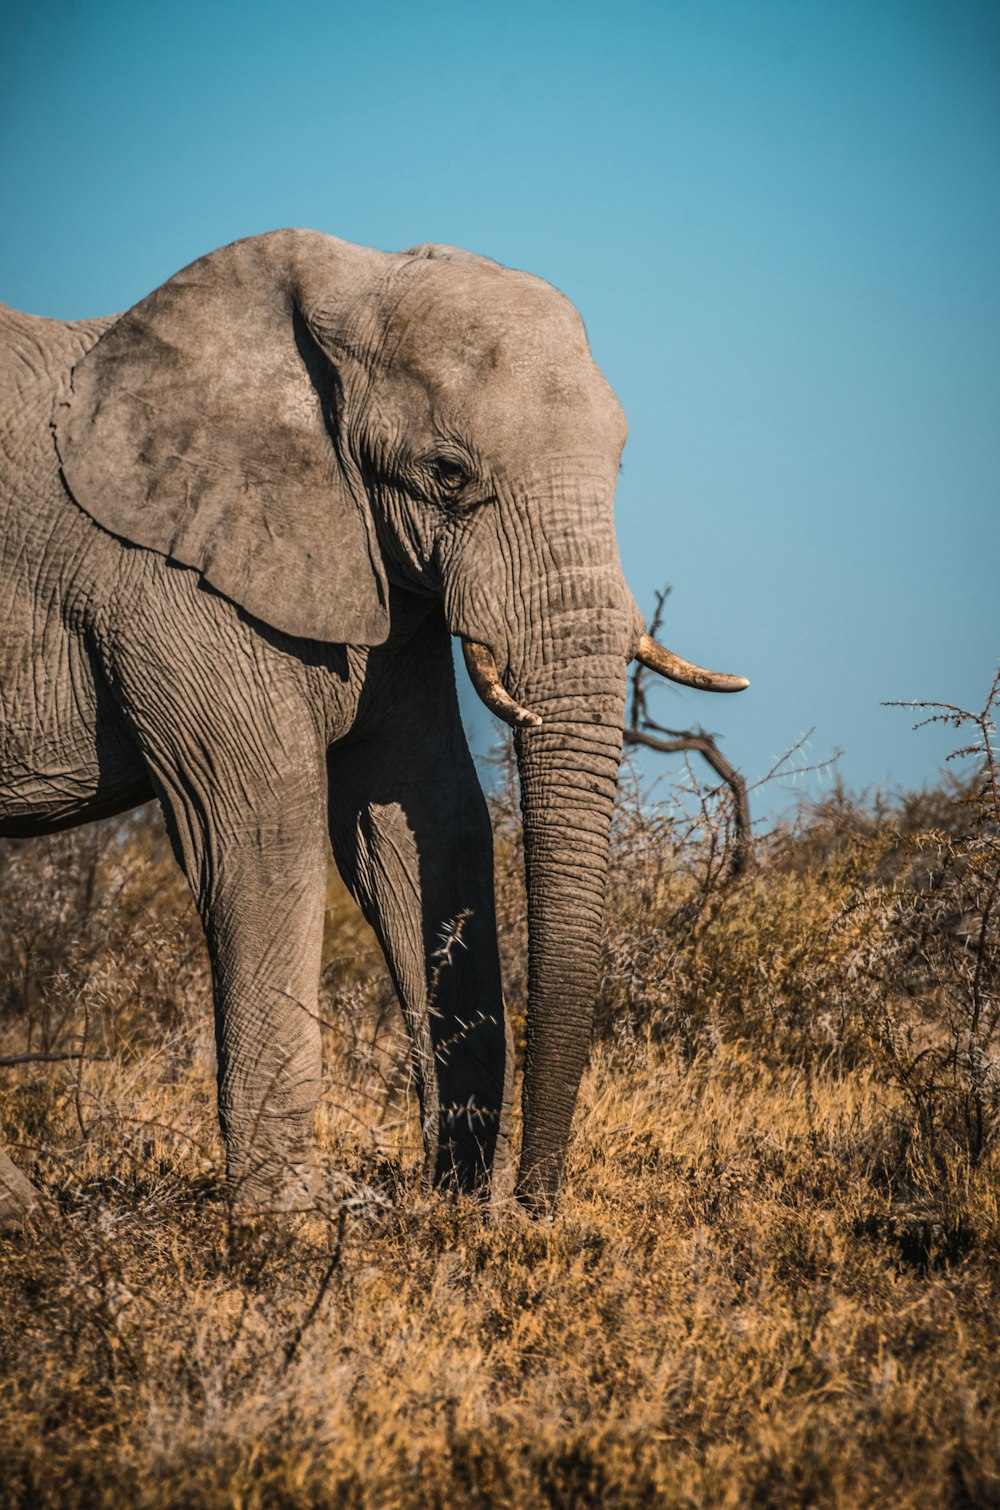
[74,993,91,1141]
[0,1051,112,1067]
[282,1204,349,1372]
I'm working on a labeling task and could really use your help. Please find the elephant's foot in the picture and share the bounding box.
[487,1129,516,1208]
[0,1148,44,1232]
[428,1105,514,1206]
[225,1143,321,1216]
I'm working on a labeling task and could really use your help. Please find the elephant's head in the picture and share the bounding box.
[55,230,746,1211]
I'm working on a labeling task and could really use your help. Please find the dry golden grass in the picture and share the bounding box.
[1,691,998,1507]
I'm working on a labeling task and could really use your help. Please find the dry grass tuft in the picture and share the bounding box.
[1,678,998,1508]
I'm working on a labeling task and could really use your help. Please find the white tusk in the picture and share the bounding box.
[461,640,542,729]
[635,633,749,693]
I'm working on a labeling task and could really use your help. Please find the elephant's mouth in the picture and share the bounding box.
[461,635,749,729]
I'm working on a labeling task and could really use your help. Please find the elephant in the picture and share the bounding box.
[0,229,747,1224]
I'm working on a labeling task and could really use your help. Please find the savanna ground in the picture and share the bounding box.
[1,680,998,1509]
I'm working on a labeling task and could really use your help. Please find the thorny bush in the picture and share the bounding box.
[594,671,1000,1180]
[2,671,998,1194]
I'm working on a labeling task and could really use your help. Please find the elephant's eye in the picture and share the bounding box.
[430,456,469,493]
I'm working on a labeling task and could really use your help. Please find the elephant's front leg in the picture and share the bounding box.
[158,770,329,1206]
[117,666,330,1206]
[327,644,512,1196]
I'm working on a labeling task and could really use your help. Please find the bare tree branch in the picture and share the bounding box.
[626,584,753,877]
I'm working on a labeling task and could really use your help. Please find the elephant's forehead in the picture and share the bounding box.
[386,263,592,388]
[377,261,627,452]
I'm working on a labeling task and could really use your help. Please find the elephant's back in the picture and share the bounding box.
[0,306,117,516]
[0,305,116,409]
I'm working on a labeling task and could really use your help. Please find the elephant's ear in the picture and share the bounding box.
[54,230,390,645]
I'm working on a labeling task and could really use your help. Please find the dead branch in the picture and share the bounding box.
[626,585,753,877]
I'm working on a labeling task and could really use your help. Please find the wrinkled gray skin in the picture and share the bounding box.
[0,230,639,1224]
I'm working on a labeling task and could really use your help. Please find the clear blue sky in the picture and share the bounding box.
[3,0,997,816]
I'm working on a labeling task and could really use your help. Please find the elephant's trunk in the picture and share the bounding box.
[510,656,627,1212]
[447,473,635,1211]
